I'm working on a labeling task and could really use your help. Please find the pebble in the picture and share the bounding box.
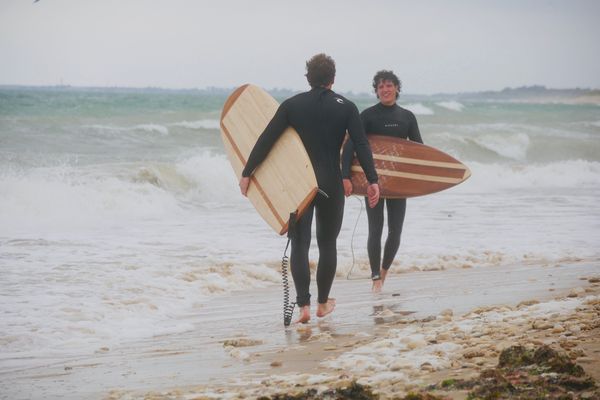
[532,319,553,330]
[223,338,263,347]
[569,325,582,334]
[420,362,435,372]
[228,348,250,361]
[440,309,453,317]
[567,287,585,297]
[463,350,485,359]
[390,361,406,371]
[517,299,540,308]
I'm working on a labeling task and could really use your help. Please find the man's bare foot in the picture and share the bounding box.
[295,305,310,324]
[372,279,382,293]
[316,298,336,317]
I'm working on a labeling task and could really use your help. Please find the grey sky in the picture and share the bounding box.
[1,0,599,94]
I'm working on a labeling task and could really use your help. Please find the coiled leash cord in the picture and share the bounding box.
[282,211,297,327]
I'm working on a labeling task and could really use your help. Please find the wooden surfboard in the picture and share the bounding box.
[220,84,318,235]
[349,134,471,198]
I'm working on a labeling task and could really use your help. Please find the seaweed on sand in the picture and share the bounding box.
[428,345,598,399]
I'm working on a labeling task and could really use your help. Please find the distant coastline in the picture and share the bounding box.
[445,85,600,105]
[1,84,599,105]
[404,85,600,105]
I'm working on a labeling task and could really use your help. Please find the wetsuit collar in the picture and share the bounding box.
[378,101,397,109]
[311,86,331,95]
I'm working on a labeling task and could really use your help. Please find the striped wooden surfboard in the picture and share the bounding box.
[220,84,318,235]
[349,135,471,198]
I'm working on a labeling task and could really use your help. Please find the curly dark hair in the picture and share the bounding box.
[305,53,336,88]
[372,70,401,99]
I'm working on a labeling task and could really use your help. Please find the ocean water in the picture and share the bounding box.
[1,87,599,366]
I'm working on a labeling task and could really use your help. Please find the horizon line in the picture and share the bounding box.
[0,83,599,97]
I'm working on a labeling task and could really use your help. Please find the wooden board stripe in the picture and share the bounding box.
[279,187,318,235]
[251,176,286,228]
[219,84,249,168]
[220,120,246,167]
[351,166,465,184]
[220,86,287,230]
[372,153,466,170]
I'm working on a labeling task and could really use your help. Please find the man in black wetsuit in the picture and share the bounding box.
[341,70,423,292]
[239,54,380,323]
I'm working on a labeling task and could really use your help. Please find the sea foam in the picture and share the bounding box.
[86,123,170,135]
[450,159,600,192]
[172,119,221,130]
[401,103,435,115]
[436,100,465,111]
[468,132,530,160]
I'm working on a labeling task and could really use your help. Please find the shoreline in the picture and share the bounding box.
[2,261,598,400]
[105,262,599,400]
[222,279,600,400]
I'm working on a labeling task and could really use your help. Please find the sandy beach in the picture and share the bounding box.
[2,260,597,400]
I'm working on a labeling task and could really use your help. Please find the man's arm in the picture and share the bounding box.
[340,137,355,196]
[347,103,379,207]
[239,103,288,196]
[347,104,377,184]
[340,137,355,180]
[241,103,288,178]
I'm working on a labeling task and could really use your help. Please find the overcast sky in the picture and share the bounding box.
[1,0,599,94]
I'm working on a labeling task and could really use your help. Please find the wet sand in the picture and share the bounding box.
[1,261,598,400]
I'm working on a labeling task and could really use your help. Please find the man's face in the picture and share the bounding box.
[376,80,397,106]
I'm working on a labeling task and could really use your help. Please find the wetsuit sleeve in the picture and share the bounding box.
[340,137,355,179]
[241,103,288,177]
[347,104,378,183]
[409,112,424,144]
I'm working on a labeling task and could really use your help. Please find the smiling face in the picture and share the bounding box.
[376,79,398,106]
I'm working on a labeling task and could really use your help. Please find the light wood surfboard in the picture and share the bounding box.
[349,134,471,198]
[220,84,318,235]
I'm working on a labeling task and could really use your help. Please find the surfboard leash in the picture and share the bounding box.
[346,195,366,280]
[282,211,297,327]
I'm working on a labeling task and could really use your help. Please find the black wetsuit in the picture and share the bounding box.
[341,102,423,279]
[242,87,378,306]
